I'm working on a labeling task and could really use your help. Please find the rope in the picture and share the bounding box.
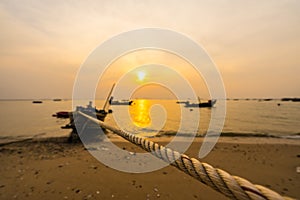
[76,111,294,200]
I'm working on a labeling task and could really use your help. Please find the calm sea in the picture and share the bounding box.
[0,99,299,143]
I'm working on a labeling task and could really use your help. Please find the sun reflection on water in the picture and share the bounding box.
[129,99,151,127]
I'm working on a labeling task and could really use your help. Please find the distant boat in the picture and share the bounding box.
[53,98,62,101]
[184,99,217,108]
[176,100,189,104]
[109,96,133,106]
[32,100,43,104]
[281,97,300,102]
[263,98,273,101]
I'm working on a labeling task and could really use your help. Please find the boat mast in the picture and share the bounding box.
[102,83,115,110]
[198,96,201,104]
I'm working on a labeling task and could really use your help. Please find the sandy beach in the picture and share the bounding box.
[0,136,299,200]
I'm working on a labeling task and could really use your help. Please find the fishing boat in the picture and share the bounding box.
[109,96,133,105]
[176,100,189,104]
[52,103,110,121]
[32,100,43,104]
[184,99,217,108]
[55,84,116,131]
[74,101,112,121]
[281,97,300,102]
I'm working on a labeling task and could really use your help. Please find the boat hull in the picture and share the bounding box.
[184,100,217,108]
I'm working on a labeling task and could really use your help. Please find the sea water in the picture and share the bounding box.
[0,99,299,143]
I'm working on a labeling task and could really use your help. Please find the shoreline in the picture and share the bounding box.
[0,135,299,199]
[1,132,299,147]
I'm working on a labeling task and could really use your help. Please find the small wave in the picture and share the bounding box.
[216,132,278,138]
[156,130,199,137]
[0,137,33,146]
[154,131,292,138]
[0,132,63,146]
[279,132,300,139]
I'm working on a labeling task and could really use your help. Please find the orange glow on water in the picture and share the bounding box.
[130,99,151,127]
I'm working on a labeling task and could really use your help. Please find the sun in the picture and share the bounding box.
[137,71,146,81]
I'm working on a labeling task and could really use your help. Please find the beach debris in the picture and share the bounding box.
[153,187,159,192]
[75,189,81,194]
[129,151,136,155]
[84,194,93,199]
[96,190,100,194]
[72,188,81,194]
[46,181,52,185]
[296,166,300,173]
[132,180,136,186]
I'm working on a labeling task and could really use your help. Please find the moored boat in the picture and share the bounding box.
[176,100,189,104]
[184,99,217,108]
[32,100,43,104]
[56,84,116,133]
[109,96,133,105]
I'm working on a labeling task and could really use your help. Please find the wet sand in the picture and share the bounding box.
[0,136,299,200]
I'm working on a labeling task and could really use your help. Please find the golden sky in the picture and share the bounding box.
[0,0,299,99]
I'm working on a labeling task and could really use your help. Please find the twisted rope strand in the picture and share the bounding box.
[76,111,294,200]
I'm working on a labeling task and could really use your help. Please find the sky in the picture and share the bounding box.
[0,0,299,99]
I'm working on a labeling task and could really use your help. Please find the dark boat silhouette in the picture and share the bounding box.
[32,100,43,104]
[176,100,189,104]
[54,84,115,126]
[184,99,217,108]
[281,97,300,102]
[74,101,112,121]
[109,96,133,106]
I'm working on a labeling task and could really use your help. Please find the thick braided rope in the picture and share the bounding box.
[77,111,294,200]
